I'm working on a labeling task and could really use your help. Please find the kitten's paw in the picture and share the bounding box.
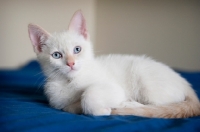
[93,108,111,116]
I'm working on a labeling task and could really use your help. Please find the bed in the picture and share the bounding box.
[0,60,200,132]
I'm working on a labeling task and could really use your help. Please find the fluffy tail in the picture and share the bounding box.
[111,95,200,118]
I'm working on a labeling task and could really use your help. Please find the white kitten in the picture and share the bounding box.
[28,10,200,118]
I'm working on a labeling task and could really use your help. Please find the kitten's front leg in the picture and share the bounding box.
[81,83,126,116]
[63,100,83,114]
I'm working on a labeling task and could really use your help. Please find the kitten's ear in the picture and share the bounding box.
[68,10,88,39]
[28,24,50,53]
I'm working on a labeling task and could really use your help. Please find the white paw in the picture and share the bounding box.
[93,108,111,116]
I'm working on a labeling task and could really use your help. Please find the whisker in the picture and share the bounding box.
[34,67,61,93]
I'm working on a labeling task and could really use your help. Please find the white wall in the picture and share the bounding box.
[0,0,200,71]
[0,0,96,68]
[95,0,200,71]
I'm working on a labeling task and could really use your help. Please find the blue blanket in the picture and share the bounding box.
[0,60,200,132]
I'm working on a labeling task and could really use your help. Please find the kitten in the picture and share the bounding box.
[28,10,200,118]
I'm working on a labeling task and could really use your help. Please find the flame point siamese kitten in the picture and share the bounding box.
[28,10,200,118]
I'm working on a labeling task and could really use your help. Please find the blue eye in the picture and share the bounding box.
[74,46,81,54]
[52,52,62,59]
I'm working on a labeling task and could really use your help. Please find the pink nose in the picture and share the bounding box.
[67,62,75,68]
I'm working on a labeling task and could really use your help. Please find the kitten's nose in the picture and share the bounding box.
[67,62,75,68]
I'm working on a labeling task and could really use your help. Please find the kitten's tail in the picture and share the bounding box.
[111,92,200,118]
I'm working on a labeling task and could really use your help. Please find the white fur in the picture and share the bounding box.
[28,11,197,116]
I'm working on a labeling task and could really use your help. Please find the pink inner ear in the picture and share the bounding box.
[29,30,41,52]
[68,11,88,39]
[28,24,49,53]
[80,20,88,39]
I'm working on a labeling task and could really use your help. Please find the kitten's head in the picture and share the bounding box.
[28,11,93,78]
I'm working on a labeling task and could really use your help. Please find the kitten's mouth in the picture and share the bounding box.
[69,67,75,71]
[64,65,79,75]
[68,67,77,73]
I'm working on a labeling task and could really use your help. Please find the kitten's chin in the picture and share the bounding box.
[67,70,77,77]
[63,69,79,78]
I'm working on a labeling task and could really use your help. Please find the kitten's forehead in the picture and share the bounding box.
[47,31,85,52]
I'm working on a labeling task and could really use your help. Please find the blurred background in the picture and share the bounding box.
[0,0,199,71]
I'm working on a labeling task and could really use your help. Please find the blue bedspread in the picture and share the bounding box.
[0,60,200,132]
